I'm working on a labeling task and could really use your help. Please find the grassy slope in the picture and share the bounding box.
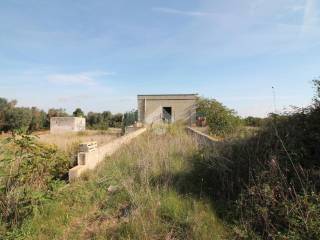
[8,126,228,240]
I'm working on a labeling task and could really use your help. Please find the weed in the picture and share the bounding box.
[3,125,229,239]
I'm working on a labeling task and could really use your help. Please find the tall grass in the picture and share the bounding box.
[78,124,227,239]
[3,125,228,239]
[188,105,320,238]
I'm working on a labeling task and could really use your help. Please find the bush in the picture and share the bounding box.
[235,180,320,239]
[188,80,320,238]
[0,134,70,230]
[243,116,264,127]
[197,98,241,136]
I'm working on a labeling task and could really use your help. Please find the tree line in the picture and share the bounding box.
[0,97,137,133]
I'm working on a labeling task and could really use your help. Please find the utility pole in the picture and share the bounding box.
[272,86,277,114]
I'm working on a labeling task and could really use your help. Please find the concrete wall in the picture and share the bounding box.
[50,117,86,134]
[186,127,218,147]
[69,127,147,181]
[138,94,197,125]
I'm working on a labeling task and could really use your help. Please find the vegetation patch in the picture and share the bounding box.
[197,97,242,137]
[1,126,228,239]
[188,80,320,239]
[0,134,70,234]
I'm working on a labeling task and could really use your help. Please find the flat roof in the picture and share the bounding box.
[138,94,198,97]
[137,94,198,100]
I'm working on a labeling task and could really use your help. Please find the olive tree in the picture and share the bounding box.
[72,108,85,117]
[4,107,33,132]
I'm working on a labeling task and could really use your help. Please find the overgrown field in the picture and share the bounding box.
[37,129,121,151]
[0,125,228,239]
[190,81,320,239]
[1,81,320,239]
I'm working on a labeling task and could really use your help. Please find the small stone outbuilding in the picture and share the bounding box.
[50,117,86,134]
[137,94,198,125]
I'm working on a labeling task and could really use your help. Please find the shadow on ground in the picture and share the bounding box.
[149,146,238,224]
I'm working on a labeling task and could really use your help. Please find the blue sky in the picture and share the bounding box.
[0,0,319,117]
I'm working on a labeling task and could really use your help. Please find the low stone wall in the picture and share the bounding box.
[69,128,147,181]
[186,127,218,147]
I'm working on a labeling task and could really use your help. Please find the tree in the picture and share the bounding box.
[197,98,241,136]
[81,110,124,130]
[110,113,123,128]
[313,79,320,107]
[0,98,17,131]
[47,108,68,126]
[0,98,9,110]
[87,112,100,127]
[0,98,9,131]
[29,107,47,132]
[4,107,33,132]
[47,108,68,118]
[86,112,109,130]
[73,108,85,117]
[123,110,138,127]
[102,111,112,122]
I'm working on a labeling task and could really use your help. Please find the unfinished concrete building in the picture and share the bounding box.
[137,94,198,125]
[50,117,86,134]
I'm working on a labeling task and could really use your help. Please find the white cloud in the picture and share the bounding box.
[249,0,266,13]
[152,7,212,17]
[48,73,95,85]
[288,4,305,12]
[47,71,114,85]
[58,94,91,103]
[302,0,319,34]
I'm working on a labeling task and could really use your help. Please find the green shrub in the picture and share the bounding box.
[235,181,320,239]
[0,134,70,230]
[187,80,320,238]
[197,97,241,136]
[243,116,264,127]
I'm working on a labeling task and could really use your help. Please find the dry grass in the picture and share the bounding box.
[0,132,11,140]
[81,124,228,239]
[9,124,228,239]
[37,129,121,152]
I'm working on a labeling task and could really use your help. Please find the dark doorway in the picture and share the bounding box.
[162,107,172,123]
